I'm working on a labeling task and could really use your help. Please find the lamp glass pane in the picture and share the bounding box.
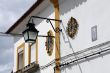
[23,31,28,41]
[28,31,37,41]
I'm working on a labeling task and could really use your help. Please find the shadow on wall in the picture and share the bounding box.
[35,0,88,26]
[34,1,54,27]
[60,0,87,15]
[35,0,87,25]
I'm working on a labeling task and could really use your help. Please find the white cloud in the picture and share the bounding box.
[0,49,14,73]
[0,0,36,32]
[0,63,13,73]
[0,45,14,65]
[0,0,37,73]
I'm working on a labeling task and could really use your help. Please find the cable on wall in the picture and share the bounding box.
[39,40,110,70]
[60,21,83,73]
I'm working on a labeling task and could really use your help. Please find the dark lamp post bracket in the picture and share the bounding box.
[28,16,62,33]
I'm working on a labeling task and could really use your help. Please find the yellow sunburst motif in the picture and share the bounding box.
[66,17,79,39]
[45,30,54,56]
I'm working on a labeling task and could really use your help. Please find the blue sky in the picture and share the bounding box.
[0,0,36,73]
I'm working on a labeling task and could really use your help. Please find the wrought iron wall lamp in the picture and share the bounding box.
[22,16,62,43]
[0,16,62,44]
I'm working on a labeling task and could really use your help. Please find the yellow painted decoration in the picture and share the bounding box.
[28,44,31,64]
[66,17,79,39]
[36,38,38,64]
[50,0,61,73]
[46,30,54,56]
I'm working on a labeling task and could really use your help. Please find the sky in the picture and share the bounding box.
[0,0,36,73]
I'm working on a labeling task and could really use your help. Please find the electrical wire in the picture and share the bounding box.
[39,40,110,70]
[60,21,83,73]
[0,32,23,37]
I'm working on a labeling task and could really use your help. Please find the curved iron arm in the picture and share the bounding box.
[38,35,55,38]
[28,16,62,33]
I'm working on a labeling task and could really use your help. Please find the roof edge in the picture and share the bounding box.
[6,0,43,33]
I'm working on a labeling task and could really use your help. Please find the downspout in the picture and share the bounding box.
[50,0,61,73]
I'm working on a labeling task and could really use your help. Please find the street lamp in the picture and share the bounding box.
[22,23,39,43]
[22,16,62,44]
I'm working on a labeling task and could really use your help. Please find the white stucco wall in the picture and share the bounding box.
[61,54,110,73]
[60,0,110,56]
[35,4,55,73]
[14,38,24,72]
[60,0,110,73]
[14,38,29,72]
[13,1,55,73]
[13,0,110,73]
[30,43,36,63]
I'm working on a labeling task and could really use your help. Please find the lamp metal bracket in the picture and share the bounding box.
[28,16,62,33]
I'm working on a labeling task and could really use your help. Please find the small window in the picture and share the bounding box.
[91,25,97,42]
[17,43,25,70]
[18,51,24,69]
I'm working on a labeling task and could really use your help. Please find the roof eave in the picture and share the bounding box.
[6,0,44,33]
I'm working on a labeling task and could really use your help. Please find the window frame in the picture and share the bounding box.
[16,43,25,70]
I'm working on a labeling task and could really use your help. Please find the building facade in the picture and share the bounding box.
[7,0,110,73]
